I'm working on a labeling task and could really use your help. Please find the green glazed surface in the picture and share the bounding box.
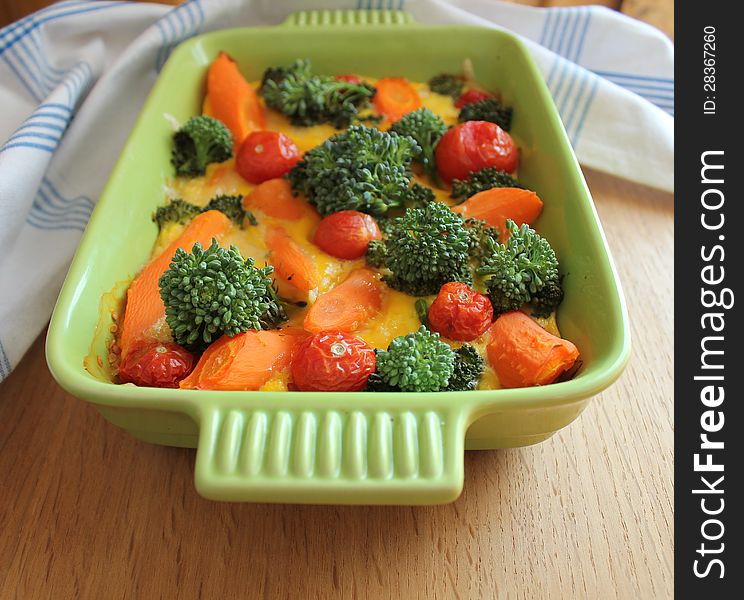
[46,10,630,505]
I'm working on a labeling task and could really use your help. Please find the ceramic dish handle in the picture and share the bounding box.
[282,9,414,27]
[194,403,469,504]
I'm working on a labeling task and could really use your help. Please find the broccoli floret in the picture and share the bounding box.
[458,98,513,131]
[371,202,473,296]
[428,73,465,99]
[153,199,202,231]
[403,183,437,209]
[531,279,565,318]
[365,371,400,392]
[152,196,256,233]
[288,125,419,217]
[260,59,376,128]
[477,220,562,316]
[445,344,485,391]
[171,115,233,177]
[376,326,455,392]
[451,167,523,202]
[390,108,447,183]
[204,194,256,227]
[465,217,500,266]
[366,239,388,268]
[159,239,286,350]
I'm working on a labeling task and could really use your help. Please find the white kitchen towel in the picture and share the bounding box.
[0,0,673,382]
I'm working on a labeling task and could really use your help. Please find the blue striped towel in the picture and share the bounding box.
[0,0,673,383]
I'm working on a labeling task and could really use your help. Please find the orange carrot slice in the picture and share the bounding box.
[373,77,422,122]
[180,328,307,390]
[486,311,579,388]
[264,225,318,293]
[204,52,265,149]
[244,178,318,222]
[452,187,543,235]
[304,268,384,333]
[119,210,232,357]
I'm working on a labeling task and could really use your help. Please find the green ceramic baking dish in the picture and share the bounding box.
[46,10,630,505]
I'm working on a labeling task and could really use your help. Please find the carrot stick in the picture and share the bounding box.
[119,210,232,357]
[452,187,543,236]
[304,268,384,333]
[373,77,422,122]
[264,225,318,293]
[204,52,265,149]
[179,328,307,390]
[244,178,318,222]
[486,311,579,388]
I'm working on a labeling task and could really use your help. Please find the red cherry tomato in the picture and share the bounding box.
[435,121,518,182]
[236,130,301,184]
[313,210,382,260]
[427,282,494,342]
[336,74,363,84]
[291,332,376,392]
[455,89,492,108]
[118,341,194,388]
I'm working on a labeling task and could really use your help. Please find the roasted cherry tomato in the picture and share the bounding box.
[336,74,363,84]
[291,332,376,392]
[435,121,518,182]
[236,130,301,184]
[455,89,492,108]
[427,282,494,342]
[313,210,382,260]
[118,341,194,388]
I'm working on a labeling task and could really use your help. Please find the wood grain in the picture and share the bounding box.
[0,168,673,599]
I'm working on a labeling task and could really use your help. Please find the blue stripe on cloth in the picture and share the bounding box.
[547,55,570,93]
[546,11,565,52]
[1,103,73,153]
[41,177,95,209]
[155,0,204,72]
[5,130,61,145]
[591,70,673,86]
[570,78,599,145]
[0,141,56,153]
[16,121,65,133]
[42,102,72,112]
[561,68,591,139]
[24,111,69,122]
[0,2,125,56]
[555,65,582,119]
[538,9,554,46]
[36,186,94,213]
[573,8,592,63]
[31,198,92,223]
[629,91,674,102]
[17,36,62,94]
[25,177,94,231]
[601,80,674,93]
[0,1,94,40]
[0,337,11,381]
[559,10,582,64]
[26,217,87,232]
[1,52,42,101]
[9,39,48,99]
[553,9,576,58]
[31,28,68,75]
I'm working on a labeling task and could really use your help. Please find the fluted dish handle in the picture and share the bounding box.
[194,400,469,505]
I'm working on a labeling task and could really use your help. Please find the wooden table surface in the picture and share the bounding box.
[1,2,674,599]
